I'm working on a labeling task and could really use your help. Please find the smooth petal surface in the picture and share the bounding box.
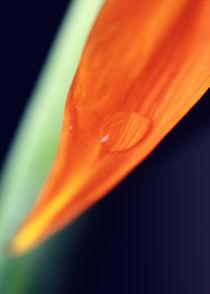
[11,0,210,253]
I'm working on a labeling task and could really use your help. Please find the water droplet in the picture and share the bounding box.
[100,112,152,152]
[69,125,73,130]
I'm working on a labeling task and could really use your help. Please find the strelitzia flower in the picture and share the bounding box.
[10,0,210,253]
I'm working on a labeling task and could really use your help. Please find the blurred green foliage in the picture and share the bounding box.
[0,0,104,293]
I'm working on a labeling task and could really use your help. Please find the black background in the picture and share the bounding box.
[0,0,69,166]
[1,1,210,293]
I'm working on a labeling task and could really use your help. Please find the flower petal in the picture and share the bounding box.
[10,0,210,253]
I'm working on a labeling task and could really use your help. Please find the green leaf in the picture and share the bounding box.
[0,0,104,292]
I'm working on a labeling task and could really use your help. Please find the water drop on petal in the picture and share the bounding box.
[100,112,152,152]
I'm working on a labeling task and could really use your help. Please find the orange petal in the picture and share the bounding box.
[10,0,210,253]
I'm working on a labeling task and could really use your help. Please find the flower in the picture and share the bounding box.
[10,0,210,253]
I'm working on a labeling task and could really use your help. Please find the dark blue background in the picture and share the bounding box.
[1,1,210,293]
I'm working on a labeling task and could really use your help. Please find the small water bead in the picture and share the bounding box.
[100,112,152,152]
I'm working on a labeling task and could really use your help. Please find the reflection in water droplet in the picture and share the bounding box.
[100,112,152,152]
[100,134,109,142]
[69,125,73,130]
